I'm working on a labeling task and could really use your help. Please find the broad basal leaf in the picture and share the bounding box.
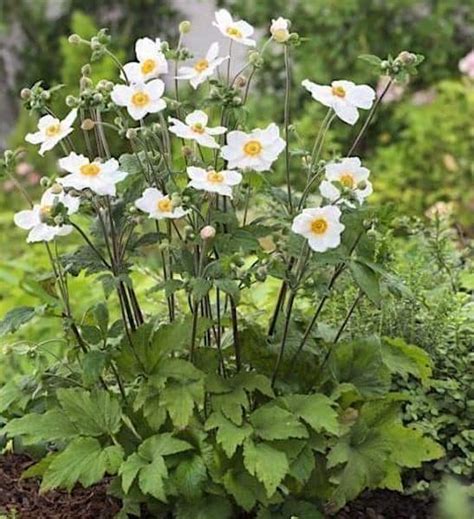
[280,394,340,435]
[249,404,308,440]
[205,412,253,457]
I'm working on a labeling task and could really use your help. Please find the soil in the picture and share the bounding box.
[0,453,434,518]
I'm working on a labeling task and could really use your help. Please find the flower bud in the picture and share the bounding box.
[80,76,93,90]
[126,128,138,140]
[20,88,32,100]
[179,20,192,34]
[65,95,78,107]
[53,215,65,226]
[91,39,102,52]
[81,64,92,77]
[235,76,247,88]
[232,96,242,106]
[248,51,262,66]
[50,183,63,194]
[93,93,103,103]
[68,34,81,45]
[40,177,51,188]
[357,180,367,190]
[40,91,51,101]
[270,17,291,43]
[200,225,216,240]
[396,51,416,65]
[81,118,95,131]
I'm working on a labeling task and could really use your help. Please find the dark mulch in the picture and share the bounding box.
[335,489,434,518]
[1,453,434,518]
[0,453,121,519]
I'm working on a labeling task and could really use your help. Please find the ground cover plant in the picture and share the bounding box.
[0,10,451,518]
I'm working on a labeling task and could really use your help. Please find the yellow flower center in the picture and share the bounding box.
[272,28,289,43]
[141,59,156,75]
[131,91,150,107]
[45,123,61,137]
[157,197,172,213]
[243,140,262,156]
[39,205,52,220]
[340,173,355,188]
[226,26,242,38]
[206,170,224,184]
[191,123,206,134]
[331,85,346,98]
[194,59,209,72]
[310,218,328,235]
[80,163,101,177]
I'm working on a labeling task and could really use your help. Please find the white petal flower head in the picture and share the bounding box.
[319,157,373,207]
[14,186,80,243]
[302,79,375,125]
[270,17,291,43]
[58,152,128,197]
[221,123,286,172]
[213,9,256,47]
[111,79,166,120]
[187,166,242,198]
[177,42,229,89]
[122,37,168,83]
[168,110,226,149]
[135,188,188,220]
[25,109,77,156]
[291,205,345,253]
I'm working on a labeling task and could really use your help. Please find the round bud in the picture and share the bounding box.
[80,76,93,90]
[40,91,51,100]
[81,119,95,131]
[81,64,92,77]
[396,51,416,65]
[93,93,103,103]
[200,225,216,240]
[179,20,192,34]
[248,51,261,65]
[380,60,390,70]
[235,76,247,88]
[20,88,32,100]
[40,177,51,188]
[357,180,367,190]
[91,40,102,52]
[126,128,138,140]
[68,34,81,45]
[50,183,63,194]
[65,95,78,107]
[53,215,64,226]
[232,96,242,106]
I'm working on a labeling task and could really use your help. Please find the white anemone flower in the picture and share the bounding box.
[135,188,188,220]
[168,110,226,148]
[111,79,166,120]
[319,157,373,207]
[14,186,80,243]
[187,166,242,198]
[58,152,128,197]
[221,123,285,172]
[291,205,345,253]
[213,9,256,47]
[302,79,375,125]
[176,42,228,89]
[122,37,168,84]
[270,17,291,43]
[25,109,77,156]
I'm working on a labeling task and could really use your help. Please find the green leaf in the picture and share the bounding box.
[57,388,121,437]
[191,278,212,301]
[103,445,124,474]
[358,54,383,66]
[81,325,102,345]
[349,260,381,306]
[41,437,108,491]
[174,455,207,499]
[280,394,339,435]
[205,412,253,457]
[4,409,78,443]
[0,381,26,413]
[0,306,37,336]
[119,453,147,493]
[243,440,289,496]
[215,279,241,304]
[381,337,432,385]
[176,495,233,519]
[93,303,109,335]
[82,351,108,386]
[249,405,308,440]
[138,455,168,501]
[160,381,203,428]
[288,444,316,484]
[223,469,266,511]
[138,433,193,458]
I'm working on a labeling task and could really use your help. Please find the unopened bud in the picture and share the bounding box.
[179,20,192,34]
[357,180,367,190]
[40,91,51,101]
[93,93,103,103]
[40,177,51,188]
[200,225,216,240]
[80,77,93,90]
[81,118,95,131]
[53,215,64,226]
[248,51,262,66]
[126,128,138,140]
[65,95,78,107]
[81,64,91,77]
[235,76,247,88]
[396,51,416,65]
[68,34,81,45]
[91,40,102,52]
[50,183,63,194]
[20,88,32,100]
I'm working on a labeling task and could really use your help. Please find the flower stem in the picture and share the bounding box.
[283,45,293,214]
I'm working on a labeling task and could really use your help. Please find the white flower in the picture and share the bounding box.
[25,109,77,156]
[111,80,166,120]
[58,152,127,197]
[176,42,228,89]
[200,225,216,240]
[187,166,242,198]
[459,49,474,78]
[14,186,80,243]
[213,9,256,47]
[291,205,345,253]
[270,17,290,43]
[302,79,375,125]
[319,157,373,207]
[135,188,188,220]
[168,110,226,148]
[221,123,285,171]
[122,37,168,84]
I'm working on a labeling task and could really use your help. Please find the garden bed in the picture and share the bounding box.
[0,454,434,518]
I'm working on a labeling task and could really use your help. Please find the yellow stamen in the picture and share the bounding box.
[191,123,206,134]
[141,59,156,75]
[226,26,242,38]
[194,59,209,72]
[206,170,224,184]
[243,140,262,156]
[131,91,150,107]
[39,205,52,220]
[45,124,61,137]
[80,163,101,177]
[331,85,346,98]
[157,198,172,213]
[340,173,355,188]
[311,218,328,235]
